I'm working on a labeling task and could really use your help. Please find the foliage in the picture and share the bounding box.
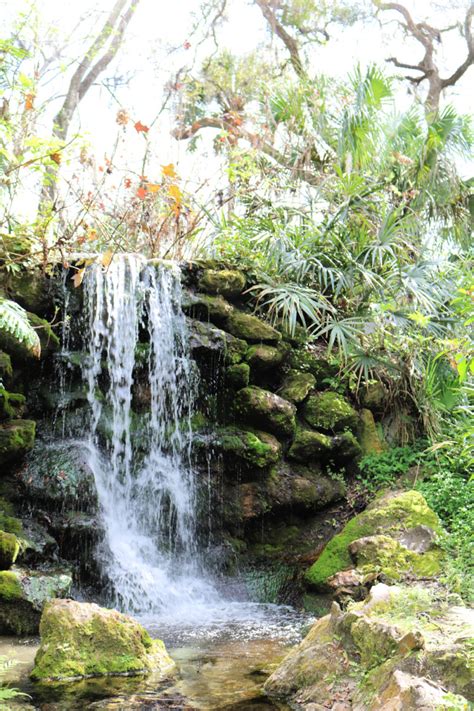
[0,656,29,709]
[357,445,422,494]
[0,297,40,357]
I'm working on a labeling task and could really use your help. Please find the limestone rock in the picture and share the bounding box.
[198,268,246,298]
[187,318,248,364]
[363,670,468,711]
[359,381,388,413]
[358,407,385,455]
[233,386,296,437]
[182,290,234,324]
[226,311,281,343]
[31,599,175,681]
[279,370,316,403]
[267,462,345,513]
[245,343,289,372]
[305,490,442,590]
[288,429,332,462]
[302,391,358,433]
[0,567,72,634]
[0,419,35,465]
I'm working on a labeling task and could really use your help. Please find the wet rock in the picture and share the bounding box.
[302,391,358,433]
[245,343,289,373]
[0,350,12,380]
[331,431,361,461]
[19,519,59,565]
[233,386,296,437]
[213,426,282,470]
[0,529,20,568]
[0,419,35,465]
[267,462,345,513]
[279,370,316,403]
[226,363,250,389]
[182,290,234,324]
[3,269,52,314]
[187,318,248,364]
[0,566,72,634]
[305,490,442,590]
[0,388,25,419]
[198,268,246,298]
[288,429,332,462]
[358,408,385,455]
[226,311,281,343]
[31,598,175,681]
[363,670,467,711]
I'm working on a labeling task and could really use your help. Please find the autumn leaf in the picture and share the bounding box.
[134,121,149,133]
[72,268,86,288]
[147,182,161,193]
[168,184,182,203]
[136,186,147,199]
[24,93,35,110]
[50,152,62,165]
[161,163,177,179]
[101,250,113,268]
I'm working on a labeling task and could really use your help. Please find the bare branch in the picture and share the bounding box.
[441,5,474,89]
[254,0,306,79]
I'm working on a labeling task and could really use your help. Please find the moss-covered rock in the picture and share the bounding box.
[288,429,332,462]
[305,490,442,589]
[267,463,345,513]
[233,386,296,437]
[0,419,35,465]
[279,370,316,403]
[182,291,234,324]
[359,407,386,455]
[225,311,281,343]
[0,530,20,569]
[0,388,26,420]
[360,381,388,413]
[0,567,72,635]
[0,498,22,535]
[31,599,175,681]
[5,270,52,314]
[288,349,339,384]
[348,534,442,581]
[187,318,248,364]
[225,363,250,389]
[245,343,289,372]
[331,430,362,461]
[265,583,472,709]
[214,426,282,470]
[0,351,12,380]
[198,268,246,298]
[302,391,358,433]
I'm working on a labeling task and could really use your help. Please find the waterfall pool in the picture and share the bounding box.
[0,603,313,709]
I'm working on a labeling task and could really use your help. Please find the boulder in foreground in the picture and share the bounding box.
[31,599,175,682]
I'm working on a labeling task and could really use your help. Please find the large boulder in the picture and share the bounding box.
[0,388,25,420]
[358,408,386,455]
[267,462,346,513]
[187,318,248,365]
[0,419,35,465]
[225,311,281,343]
[233,386,296,438]
[288,429,332,462]
[182,291,234,325]
[198,268,246,298]
[245,343,289,373]
[302,391,358,433]
[305,490,443,590]
[31,599,175,681]
[265,584,472,709]
[0,567,72,634]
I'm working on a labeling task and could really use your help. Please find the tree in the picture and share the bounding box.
[375,1,474,113]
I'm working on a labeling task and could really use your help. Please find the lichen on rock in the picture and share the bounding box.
[278,370,316,403]
[31,598,175,681]
[288,428,332,462]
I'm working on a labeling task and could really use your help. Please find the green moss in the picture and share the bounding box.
[288,428,332,462]
[0,498,22,535]
[332,431,362,461]
[352,534,442,581]
[0,570,22,600]
[198,268,246,297]
[288,350,339,384]
[0,530,20,569]
[302,391,358,433]
[305,490,442,588]
[215,426,281,469]
[31,600,174,681]
[226,311,282,343]
[0,351,12,380]
[183,292,234,322]
[279,370,316,403]
[233,386,296,437]
[226,363,250,389]
[0,388,26,419]
[0,419,35,464]
[245,343,289,371]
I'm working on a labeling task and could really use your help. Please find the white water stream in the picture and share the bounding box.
[81,255,221,619]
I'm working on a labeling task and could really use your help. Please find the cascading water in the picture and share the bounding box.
[80,255,218,618]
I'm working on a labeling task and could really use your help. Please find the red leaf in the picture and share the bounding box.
[134,121,149,133]
[136,186,147,199]
[124,177,132,188]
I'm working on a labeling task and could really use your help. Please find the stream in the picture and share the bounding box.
[1,604,312,709]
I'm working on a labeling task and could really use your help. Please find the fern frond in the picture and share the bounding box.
[0,298,41,357]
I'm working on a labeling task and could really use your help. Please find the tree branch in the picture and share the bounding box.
[254,0,306,79]
[441,5,474,89]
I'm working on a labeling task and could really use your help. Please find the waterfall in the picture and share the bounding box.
[81,254,217,617]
